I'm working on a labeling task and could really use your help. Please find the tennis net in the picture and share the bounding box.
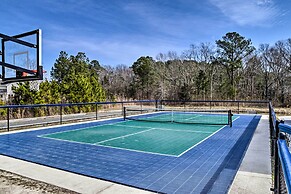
[123,107,233,126]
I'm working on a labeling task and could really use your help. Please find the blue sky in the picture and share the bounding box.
[1,0,291,75]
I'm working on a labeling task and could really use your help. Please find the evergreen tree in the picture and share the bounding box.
[12,82,37,105]
[51,52,106,103]
[132,56,155,99]
[215,32,255,99]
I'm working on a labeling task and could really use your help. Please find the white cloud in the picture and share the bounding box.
[209,0,280,26]
[44,32,186,66]
[122,1,228,38]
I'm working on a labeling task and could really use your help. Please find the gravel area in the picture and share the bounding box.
[0,169,78,194]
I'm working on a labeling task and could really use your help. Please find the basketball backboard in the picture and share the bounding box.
[0,29,43,84]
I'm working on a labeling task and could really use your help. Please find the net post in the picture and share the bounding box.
[228,110,232,127]
[123,106,126,121]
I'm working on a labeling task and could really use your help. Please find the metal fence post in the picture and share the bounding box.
[121,102,124,116]
[123,106,126,120]
[140,101,143,113]
[7,107,9,132]
[269,102,275,157]
[274,120,280,193]
[95,103,98,120]
[60,105,63,124]
[237,102,240,114]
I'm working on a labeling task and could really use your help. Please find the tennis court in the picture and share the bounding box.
[42,121,225,157]
[0,109,260,193]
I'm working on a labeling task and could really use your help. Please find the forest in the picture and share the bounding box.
[10,32,291,107]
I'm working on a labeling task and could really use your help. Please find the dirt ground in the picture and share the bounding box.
[0,169,78,194]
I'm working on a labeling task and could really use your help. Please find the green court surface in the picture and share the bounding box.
[42,120,225,156]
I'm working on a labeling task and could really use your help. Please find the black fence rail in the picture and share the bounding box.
[0,100,270,132]
[269,102,291,193]
[0,100,159,132]
[161,100,269,114]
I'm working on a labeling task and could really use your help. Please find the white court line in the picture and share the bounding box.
[233,116,240,122]
[94,128,154,144]
[39,111,167,137]
[183,114,202,120]
[157,128,212,134]
[5,112,242,161]
[37,129,179,157]
[114,124,213,134]
[41,115,237,158]
[41,136,97,146]
[39,122,229,158]
[96,144,178,157]
[177,125,226,157]
[38,120,130,137]
[0,114,128,136]
[39,121,155,139]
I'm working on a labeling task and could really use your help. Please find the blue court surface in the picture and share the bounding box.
[0,114,260,193]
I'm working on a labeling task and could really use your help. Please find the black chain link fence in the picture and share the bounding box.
[269,102,291,193]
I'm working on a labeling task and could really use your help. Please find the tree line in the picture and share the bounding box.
[10,32,291,107]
